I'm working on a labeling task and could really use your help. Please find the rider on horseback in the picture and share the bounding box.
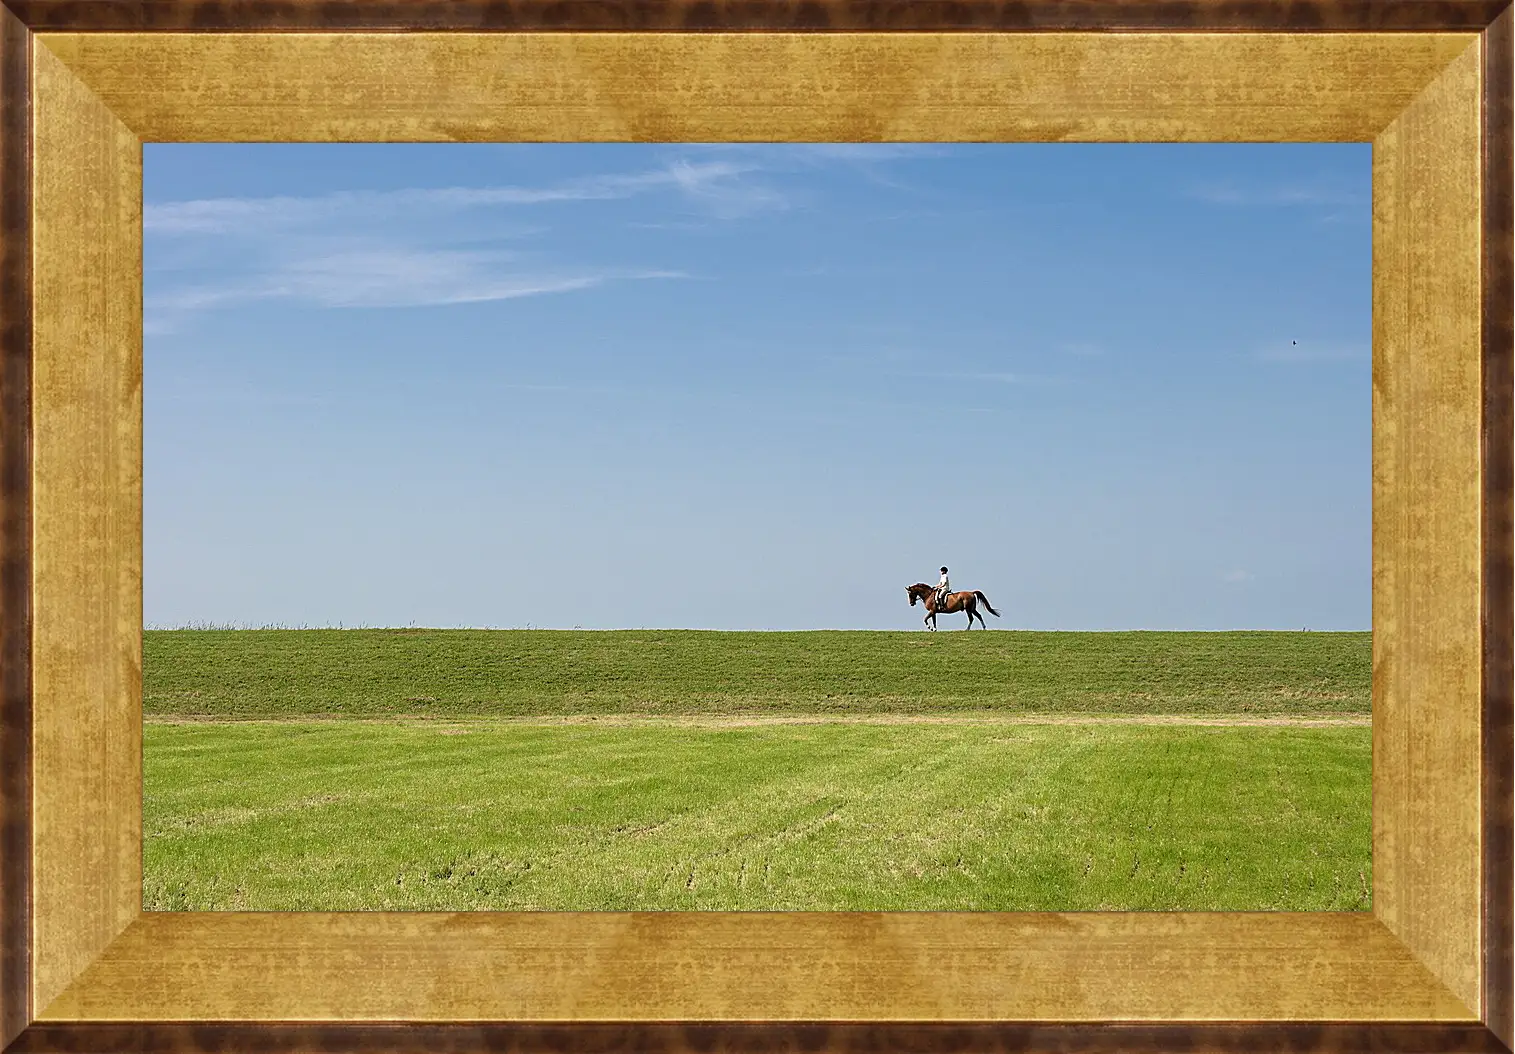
[934,566,951,612]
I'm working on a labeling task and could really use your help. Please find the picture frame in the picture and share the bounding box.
[0,2,1510,1051]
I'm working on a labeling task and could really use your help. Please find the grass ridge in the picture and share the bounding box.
[145,628,1371,718]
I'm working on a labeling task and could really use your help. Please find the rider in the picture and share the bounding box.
[934,566,951,611]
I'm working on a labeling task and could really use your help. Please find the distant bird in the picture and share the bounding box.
[1292,340,1298,345]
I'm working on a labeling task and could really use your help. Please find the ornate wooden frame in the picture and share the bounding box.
[0,3,1509,1051]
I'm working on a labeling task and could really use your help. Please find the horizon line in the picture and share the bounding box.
[143,624,1372,633]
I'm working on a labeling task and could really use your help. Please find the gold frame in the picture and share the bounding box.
[1,12,1509,1052]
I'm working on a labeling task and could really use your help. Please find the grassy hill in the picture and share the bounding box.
[144,628,1371,718]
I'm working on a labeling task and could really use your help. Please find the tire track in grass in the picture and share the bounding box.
[359,726,900,907]
[642,732,1004,908]
[542,726,980,907]
[613,732,941,903]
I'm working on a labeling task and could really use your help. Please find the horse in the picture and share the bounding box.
[906,583,1001,631]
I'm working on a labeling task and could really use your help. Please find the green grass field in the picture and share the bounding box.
[143,629,1373,912]
[145,628,1370,717]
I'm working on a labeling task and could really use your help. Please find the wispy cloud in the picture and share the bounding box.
[1254,340,1368,364]
[143,148,947,333]
[145,160,781,236]
[788,144,951,164]
[1222,569,1255,583]
[693,143,948,165]
[143,161,746,332]
[145,248,685,334]
[1186,181,1365,209]
[791,144,948,193]
[682,143,951,196]
[265,249,685,309]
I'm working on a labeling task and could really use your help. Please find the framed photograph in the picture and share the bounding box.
[0,1,1509,1051]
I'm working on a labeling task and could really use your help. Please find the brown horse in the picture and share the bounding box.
[906,583,1001,631]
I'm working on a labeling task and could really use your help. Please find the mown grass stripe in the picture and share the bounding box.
[143,720,1371,912]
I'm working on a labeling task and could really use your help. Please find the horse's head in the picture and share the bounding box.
[906,583,930,606]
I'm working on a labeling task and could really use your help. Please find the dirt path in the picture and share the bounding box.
[147,712,1371,728]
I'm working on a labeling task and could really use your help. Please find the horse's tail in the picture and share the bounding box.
[974,591,1001,617]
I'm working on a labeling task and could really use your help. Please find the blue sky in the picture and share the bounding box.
[144,143,1370,631]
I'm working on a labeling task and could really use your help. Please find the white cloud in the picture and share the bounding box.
[672,143,951,196]
[144,160,779,236]
[659,159,790,219]
[145,245,688,333]
[270,249,677,309]
[142,161,738,332]
[1222,570,1255,583]
[142,147,945,333]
